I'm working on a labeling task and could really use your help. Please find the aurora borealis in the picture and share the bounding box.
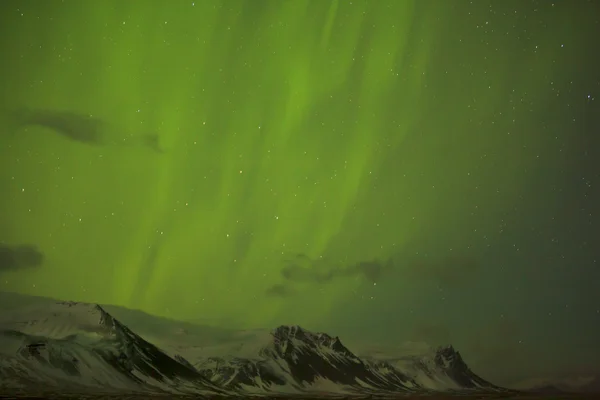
[0,0,599,387]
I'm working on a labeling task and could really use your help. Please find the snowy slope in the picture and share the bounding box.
[0,299,227,396]
[368,345,504,392]
[0,292,509,397]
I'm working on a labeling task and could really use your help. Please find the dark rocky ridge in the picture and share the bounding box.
[0,300,514,397]
[195,324,506,395]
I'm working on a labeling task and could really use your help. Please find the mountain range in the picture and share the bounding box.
[0,292,516,397]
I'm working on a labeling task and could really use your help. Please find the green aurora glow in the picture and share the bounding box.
[1,1,599,385]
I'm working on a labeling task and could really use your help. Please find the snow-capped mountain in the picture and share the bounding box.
[191,325,504,395]
[369,345,504,392]
[193,325,417,394]
[0,292,510,397]
[0,299,227,396]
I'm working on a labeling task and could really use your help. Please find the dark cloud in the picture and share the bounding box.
[281,252,479,287]
[0,244,44,272]
[350,259,392,282]
[264,254,394,297]
[8,107,164,153]
[405,254,481,287]
[266,251,478,297]
[265,283,294,298]
[9,107,107,145]
[280,253,394,284]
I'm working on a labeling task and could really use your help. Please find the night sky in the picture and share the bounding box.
[0,0,599,388]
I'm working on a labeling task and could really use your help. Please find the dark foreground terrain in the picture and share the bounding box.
[2,394,600,400]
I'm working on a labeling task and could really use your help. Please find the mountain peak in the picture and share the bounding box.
[271,325,352,355]
[272,324,306,336]
[53,301,130,339]
[435,345,462,363]
[272,324,337,340]
[0,293,506,396]
[433,345,470,372]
